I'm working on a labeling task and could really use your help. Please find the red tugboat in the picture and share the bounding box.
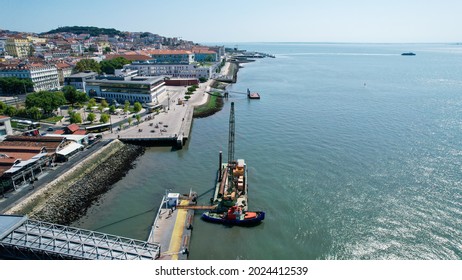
[247,88,260,99]
[201,205,265,226]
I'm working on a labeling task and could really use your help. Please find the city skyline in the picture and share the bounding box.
[1,0,462,43]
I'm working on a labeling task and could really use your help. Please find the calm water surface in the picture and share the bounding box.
[73,43,462,259]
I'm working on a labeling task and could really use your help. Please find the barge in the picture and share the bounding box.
[247,88,260,99]
[212,157,249,211]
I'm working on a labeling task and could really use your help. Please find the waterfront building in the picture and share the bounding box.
[124,61,218,79]
[0,64,60,92]
[85,75,166,105]
[5,37,30,58]
[64,71,98,92]
[193,49,218,62]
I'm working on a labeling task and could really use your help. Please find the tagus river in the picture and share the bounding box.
[74,43,462,260]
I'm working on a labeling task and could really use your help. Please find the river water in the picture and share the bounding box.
[73,43,462,260]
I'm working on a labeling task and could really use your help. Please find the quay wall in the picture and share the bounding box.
[6,140,145,225]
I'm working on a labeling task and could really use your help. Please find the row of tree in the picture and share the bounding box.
[2,86,142,123]
[75,57,131,75]
[0,77,34,94]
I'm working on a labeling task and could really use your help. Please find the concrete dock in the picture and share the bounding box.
[148,193,196,260]
[105,84,208,148]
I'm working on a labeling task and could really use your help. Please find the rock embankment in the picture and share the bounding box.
[8,140,145,225]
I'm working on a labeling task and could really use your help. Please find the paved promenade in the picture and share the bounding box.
[105,79,213,146]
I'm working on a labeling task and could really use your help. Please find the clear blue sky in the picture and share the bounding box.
[2,0,461,43]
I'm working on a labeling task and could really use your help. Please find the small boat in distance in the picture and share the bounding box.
[401,52,416,56]
[202,205,265,226]
[247,88,260,99]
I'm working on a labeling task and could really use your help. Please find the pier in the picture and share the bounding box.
[105,85,201,148]
[111,105,193,148]
[147,192,197,260]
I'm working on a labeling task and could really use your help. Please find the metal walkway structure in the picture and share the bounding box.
[0,215,160,260]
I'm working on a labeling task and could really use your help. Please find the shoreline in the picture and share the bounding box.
[1,60,241,227]
[192,61,238,118]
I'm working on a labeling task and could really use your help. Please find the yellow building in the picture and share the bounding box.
[5,37,30,58]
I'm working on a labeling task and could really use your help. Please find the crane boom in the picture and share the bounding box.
[228,102,235,164]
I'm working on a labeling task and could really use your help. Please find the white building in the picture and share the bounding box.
[0,64,60,92]
[124,61,219,79]
[64,71,98,92]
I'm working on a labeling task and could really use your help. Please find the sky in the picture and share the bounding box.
[1,0,462,43]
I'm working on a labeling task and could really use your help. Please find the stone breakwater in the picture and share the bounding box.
[7,140,145,225]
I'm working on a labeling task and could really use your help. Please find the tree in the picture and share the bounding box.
[0,77,33,94]
[63,86,88,106]
[87,112,96,123]
[124,100,130,113]
[69,112,82,124]
[100,113,110,123]
[127,116,132,126]
[26,107,42,120]
[133,101,142,113]
[101,99,108,108]
[109,105,116,114]
[100,57,131,74]
[135,114,141,125]
[25,91,66,116]
[104,46,111,54]
[0,101,7,113]
[75,58,101,73]
[199,77,207,83]
[4,105,17,117]
[87,98,96,110]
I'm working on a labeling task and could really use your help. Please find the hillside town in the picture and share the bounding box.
[0,26,230,199]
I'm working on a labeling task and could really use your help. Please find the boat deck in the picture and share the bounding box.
[213,161,248,211]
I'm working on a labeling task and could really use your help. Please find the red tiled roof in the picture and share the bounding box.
[72,130,87,135]
[56,62,73,69]
[193,50,217,54]
[147,50,192,55]
[66,124,80,132]
[0,158,17,165]
[53,130,65,135]
[0,146,44,153]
